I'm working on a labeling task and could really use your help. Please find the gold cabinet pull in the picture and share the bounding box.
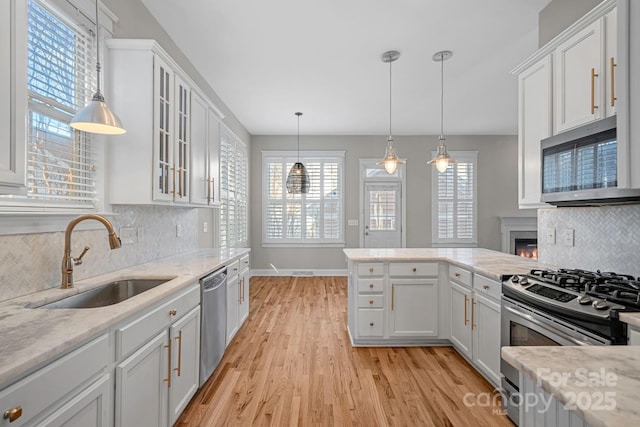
[455,272,460,278]
[369,267,374,273]
[241,277,245,303]
[163,339,172,387]
[591,67,599,114]
[471,298,477,330]
[610,57,617,107]
[412,267,417,272]
[369,322,374,327]
[171,164,177,196]
[483,285,489,290]
[464,295,468,325]
[169,309,177,316]
[3,407,22,423]
[174,330,183,377]
[369,283,374,289]
[391,284,395,310]
[369,299,374,305]
[177,166,183,198]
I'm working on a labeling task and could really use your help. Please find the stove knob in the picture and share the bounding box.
[519,277,529,286]
[511,275,520,283]
[592,300,609,310]
[578,295,592,305]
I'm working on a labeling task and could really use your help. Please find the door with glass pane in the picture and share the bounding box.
[364,182,401,248]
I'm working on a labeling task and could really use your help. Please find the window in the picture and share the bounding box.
[1,0,97,208]
[431,151,477,246]
[219,125,248,248]
[263,151,344,246]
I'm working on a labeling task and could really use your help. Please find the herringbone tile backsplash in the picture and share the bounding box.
[538,205,640,277]
[0,206,199,302]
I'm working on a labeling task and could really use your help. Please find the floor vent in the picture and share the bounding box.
[292,271,314,277]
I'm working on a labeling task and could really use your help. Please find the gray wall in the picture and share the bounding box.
[249,135,531,271]
[538,0,601,46]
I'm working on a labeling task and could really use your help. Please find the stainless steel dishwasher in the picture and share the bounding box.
[199,267,227,386]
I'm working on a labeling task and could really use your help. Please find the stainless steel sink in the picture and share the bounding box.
[37,278,174,309]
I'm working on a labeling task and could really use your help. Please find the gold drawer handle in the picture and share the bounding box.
[369,283,374,289]
[471,299,477,330]
[163,339,172,387]
[369,322,374,327]
[483,285,489,290]
[369,267,374,273]
[464,295,468,325]
[369,299,374,305]
[455,272,460,278]
[611,57,617,107]
[3,407,22,423]
[174,330,183,376]
[169,309,177,316]
[412,267,417,272]
[591,67,599,114]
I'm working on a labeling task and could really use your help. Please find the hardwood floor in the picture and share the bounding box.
[177,276,513,426]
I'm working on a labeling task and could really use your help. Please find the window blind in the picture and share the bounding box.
[25,0,97,205]
[263,152,344,245]
[432,151,477,245]
[219,125,248,248]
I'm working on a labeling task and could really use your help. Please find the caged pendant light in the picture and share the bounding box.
[427,50,455,173]
[377,50,405,174]
[70,0,125,135]
[286,112,310,194]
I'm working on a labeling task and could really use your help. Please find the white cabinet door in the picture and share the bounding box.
[239,269,250,325]
[116,330,169,427]
[153,55,175,203]
[226,275,239,344]
[389,279,438,337]
[0,0,27,192]
[169,306,200,425]
[472,293,502,386]
[604,8,617,118]
[207,108,221,205]
[449,282,472,358]
[517,54,552,209]
[173,75,190,204]
[39,375,110,427]
[190,92,209,206]
[554,18,605,132]
[629,327,640,345]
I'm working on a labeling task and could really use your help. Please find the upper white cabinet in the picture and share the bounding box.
[190,92,222,206]
[517,55,553,209]
[605,8,617,118]
[106,39,223,206]
[0,0,27,193]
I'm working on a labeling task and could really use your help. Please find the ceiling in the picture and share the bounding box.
[140,0,551,136]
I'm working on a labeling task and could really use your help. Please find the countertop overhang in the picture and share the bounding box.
[0,248,249,388]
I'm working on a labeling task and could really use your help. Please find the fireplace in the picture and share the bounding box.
[500,217,538,259]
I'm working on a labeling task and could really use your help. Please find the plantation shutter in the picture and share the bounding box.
[219,125,248,248]
[26,0,97,205]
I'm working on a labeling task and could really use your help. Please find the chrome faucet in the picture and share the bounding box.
[61,214,121,289]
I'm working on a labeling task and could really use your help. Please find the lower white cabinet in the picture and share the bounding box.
[389,279,438,337]
[114,284,200,427]
[239,255,250,325]
[629,326,640,345]
[227,256,251,345]
[0,334,109,427]
[449,281,472,357]
[472,292,502,385]
[226,272,239,344]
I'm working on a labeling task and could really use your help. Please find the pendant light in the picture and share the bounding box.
[427,50,455,173]
[377,50,405,174]
[286,112,310,194]
[70,0,126,135]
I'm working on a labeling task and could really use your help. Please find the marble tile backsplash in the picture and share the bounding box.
[538,205,640,277]
[0,206,198,302]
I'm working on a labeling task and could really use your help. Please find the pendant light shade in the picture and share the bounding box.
[377,50,405,174]
[286,112,310,194]
[427,50,455,172]
[70,0,125,135]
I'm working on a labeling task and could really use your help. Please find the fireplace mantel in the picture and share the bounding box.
[500,217,537,254]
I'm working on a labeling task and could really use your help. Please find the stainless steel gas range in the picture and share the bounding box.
[500,268,640,424]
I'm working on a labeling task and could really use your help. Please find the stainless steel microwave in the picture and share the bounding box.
[540,116,640,206]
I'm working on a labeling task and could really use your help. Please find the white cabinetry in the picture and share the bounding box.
[0,0,27,193]
[190,92,222,206]
[239,254,250,325]
[226,256,251,345]
[0,335,110,427]
[448,266,502,386]
[516,55,552,209]
[629,325,640,345]
[114,284,200,427]
[107,39,224,206]
[389,263,438,337]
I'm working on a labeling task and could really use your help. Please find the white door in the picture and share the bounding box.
[364,182,402,248]
[472,293,502,386]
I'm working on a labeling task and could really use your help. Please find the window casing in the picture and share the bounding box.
[263,151,345,246]
[219,125,248,248]
[431,151,478,246]
[1,0,99,209]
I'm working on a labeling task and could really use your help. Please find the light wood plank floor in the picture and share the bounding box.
[177,276,513,426]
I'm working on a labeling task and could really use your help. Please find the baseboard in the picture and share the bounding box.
[250,268,348,277]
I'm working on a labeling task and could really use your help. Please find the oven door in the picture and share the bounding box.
[500,296,610,424]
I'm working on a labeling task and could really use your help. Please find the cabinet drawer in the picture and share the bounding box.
[0,334,108,427]
[449,265,472,287]
[227,260,240,278]
[473,274,501,301]
[356,263,384,276]
[357,278,384,293]
[389,262,438,277]
[239,254,250,273]
[116,283,199,360]
[357,309,384,337]
[358,295,383,308]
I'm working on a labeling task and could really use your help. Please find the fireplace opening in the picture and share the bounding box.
[515,238,538,259]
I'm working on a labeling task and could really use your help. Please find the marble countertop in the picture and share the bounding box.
[343,247,555,281]
[620,312,640,329]
[502,346,640,427]
[0,247,249,389]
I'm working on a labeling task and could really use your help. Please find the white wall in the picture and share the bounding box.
[249,134,531,271]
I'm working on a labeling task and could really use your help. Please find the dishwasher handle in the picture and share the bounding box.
[201,269,227,291]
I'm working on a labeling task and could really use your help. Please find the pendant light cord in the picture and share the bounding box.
[297,113,300,162]
[439,51,444,140]
[389,57,392,139]
[94,0,102,96]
